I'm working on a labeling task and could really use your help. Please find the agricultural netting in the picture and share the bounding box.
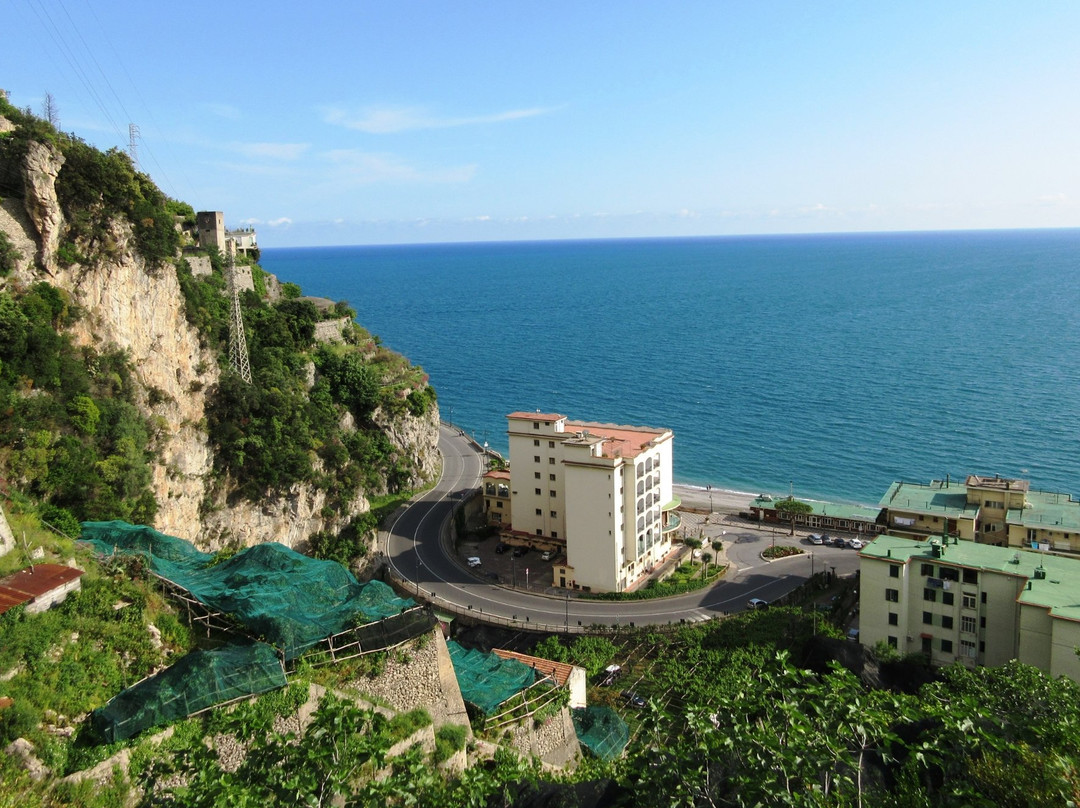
[446,640,536,714]
[81,520,416,659]
[91,643,287,742]
[572,706,629,760]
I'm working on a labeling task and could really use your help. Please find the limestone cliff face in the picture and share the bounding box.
[372,403,441,487]
[0,117,440,551]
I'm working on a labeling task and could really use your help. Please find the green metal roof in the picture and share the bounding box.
[877,481,978,519]
[751,496,881,522]
[1006,489,1080,531]
[861,535,1080,620]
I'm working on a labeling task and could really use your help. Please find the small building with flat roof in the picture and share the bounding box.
[859,535,1080,682]
[482,468,511,526]
[0,563,84,615]
[750,495,885,536]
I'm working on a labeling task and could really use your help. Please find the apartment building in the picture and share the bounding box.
[879,475,1080,554]
[859,535,1080,682]
[505,411,677,593]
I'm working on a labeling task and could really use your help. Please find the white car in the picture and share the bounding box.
[808,534,824,545]
[848,539,864,550]
[466,556,482,568]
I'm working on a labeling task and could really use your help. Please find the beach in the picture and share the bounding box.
[673,483,759,514]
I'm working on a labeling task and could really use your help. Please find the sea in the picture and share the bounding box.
[261,229,1080,506]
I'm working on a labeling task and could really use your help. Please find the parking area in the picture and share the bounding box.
[456,534,564,591]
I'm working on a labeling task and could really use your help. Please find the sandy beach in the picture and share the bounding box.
[673,483,760,513]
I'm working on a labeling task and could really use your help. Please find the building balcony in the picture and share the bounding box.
[662,513,681,533]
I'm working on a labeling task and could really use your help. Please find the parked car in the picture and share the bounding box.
[621,690,646,709]
[466,556,482,568]
[540,549,555,561]
[495,542,509,554]
[820,534,832,545]
[847,628,861,642]
[747,598,769,610]
[831,536,847,548]
[808,534,824,545]
[512,545,529,558]
[848,538,865,550]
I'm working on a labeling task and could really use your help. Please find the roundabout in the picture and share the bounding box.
[382,424,859,632]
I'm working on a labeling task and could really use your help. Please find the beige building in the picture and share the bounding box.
[859,535,1080,682]
[879,474,1080,553]
[505,411,677,593]
[482,468,511,526]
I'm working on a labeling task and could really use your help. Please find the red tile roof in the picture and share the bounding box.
[0,564,84,614]
[484,469,511,480]
[492,649,581,686]
[565,421,670,459]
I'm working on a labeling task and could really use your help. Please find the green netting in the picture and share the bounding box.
[81,521,416,659]
[572,706,629,761]
[446,640,535,714]
[92,643,287,742]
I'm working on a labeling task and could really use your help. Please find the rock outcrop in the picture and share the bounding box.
[21,141,64,275]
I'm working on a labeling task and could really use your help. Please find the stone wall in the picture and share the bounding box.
[348,629,471,733]
[187,255,212,277]
[502,706,581,769]
[314,317,350,344]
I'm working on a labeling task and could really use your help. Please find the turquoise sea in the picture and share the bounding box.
[261,230,1080,506]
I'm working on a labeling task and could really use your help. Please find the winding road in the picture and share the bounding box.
[382,425,859,631]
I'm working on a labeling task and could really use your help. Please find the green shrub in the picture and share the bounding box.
[434,723,467,763]
[0,230,21,276]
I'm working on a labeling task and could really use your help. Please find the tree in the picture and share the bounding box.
[774,497,813,536]
[41,92,59,128]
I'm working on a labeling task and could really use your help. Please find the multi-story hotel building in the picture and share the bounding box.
[859,534,1080,682]
[503,411,677,593]
[879,475,1080,554]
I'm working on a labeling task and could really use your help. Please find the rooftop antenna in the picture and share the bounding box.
[127,124,140,170]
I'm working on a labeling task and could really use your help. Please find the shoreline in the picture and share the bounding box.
[671,482,877,514]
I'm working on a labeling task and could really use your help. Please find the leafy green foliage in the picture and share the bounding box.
[0,230,21,276]
[434,723,468,763]
[0,285,159,524]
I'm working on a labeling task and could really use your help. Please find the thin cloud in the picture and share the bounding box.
[267,217,293,227]
[229,142,310,160]
[322,104,554,134]
[322,149,476,183]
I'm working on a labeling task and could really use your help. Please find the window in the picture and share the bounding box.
[941,615,953,630]
[534,455,540,463]
[535,488,541,495]
[940,567,959,582]
[491,512,501,522]
[549,457,555,465]
[940,639,953,653]
[534,472,541,479]
[923,588,937,602]
[980,616,986,628]
[942,592,954,606]
[922,611,934,625]
[981,592,987,604]
[960,638,976,657]
[551,531,558,539]
[549,474,556,481]
[921,636,932,654]
[535,508,542,516]
[533,439,540,446]
[550,511,557,518]
[550,490,556,497]
[496,501,503,509]
[548,441,555,448]
[533,422,540,430]
[921,563,934,576]
[886,589,899,602]
[889,565,900,578]
[535,528,542,536]
[888,636,898,649]
[979,641,985,653]
[961,615,976,633]
[962,592,977,609]
[888,612,899,626]
[963,569,978,585]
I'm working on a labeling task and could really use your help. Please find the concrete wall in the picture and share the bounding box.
[187,255,213,277]
[313,317,350,344]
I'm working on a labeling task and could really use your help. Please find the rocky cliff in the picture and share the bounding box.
[0,112,440,551]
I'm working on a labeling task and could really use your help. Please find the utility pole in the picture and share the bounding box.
[127,124,140,170]
[227,252,252,383]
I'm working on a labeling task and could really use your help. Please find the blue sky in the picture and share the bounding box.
[6,2,1080,246]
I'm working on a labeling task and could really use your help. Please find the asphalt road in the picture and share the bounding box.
[382,425,860,630]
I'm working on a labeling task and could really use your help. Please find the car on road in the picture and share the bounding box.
[621,690,646,709]
[807,534,824,545]
[466,557,482,568]
[495,542,509,554]
[512,545,529,558]
[540,549,556,561]
[747,598,769,610]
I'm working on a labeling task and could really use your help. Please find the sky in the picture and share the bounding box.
[5,1,1080,247]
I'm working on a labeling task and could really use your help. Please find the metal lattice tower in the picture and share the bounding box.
[127,124,140,170]
[227,253,252,383]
